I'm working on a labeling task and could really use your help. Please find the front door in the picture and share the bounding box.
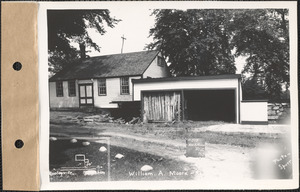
[79,84,94,106]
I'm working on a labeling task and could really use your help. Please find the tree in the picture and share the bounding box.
[231,9,289,100]
[48,10,119,74]
[148,9,289,100]
[242,77,267,100]
[147,9,236,76]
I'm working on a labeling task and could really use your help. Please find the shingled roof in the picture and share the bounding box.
[49,50,159,81]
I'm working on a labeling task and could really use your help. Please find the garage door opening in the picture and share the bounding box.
[184,90,236,122]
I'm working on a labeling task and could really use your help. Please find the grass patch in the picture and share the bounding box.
[203,131,284,148]
[50,139,197,182]
[50,111,286,149]
[122,122,284,148]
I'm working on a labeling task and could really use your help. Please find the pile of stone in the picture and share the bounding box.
[268,103,290,123]
[108,117,142,124]
[128,117,141,124]
[113,118,126,124]
[59,114,142,125]
[82,114,112,123]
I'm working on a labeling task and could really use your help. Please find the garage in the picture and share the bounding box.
[132,74,242,123]
[141,89,236,123]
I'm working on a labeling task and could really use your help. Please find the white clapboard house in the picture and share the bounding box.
[49,50,269,124]
[49,50,170,110]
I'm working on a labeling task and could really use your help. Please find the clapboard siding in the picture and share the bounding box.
[49,81,79,108]
[143,53,170,78]
[93,76,140,108]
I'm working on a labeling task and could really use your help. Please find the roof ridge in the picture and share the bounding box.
[49,49,161,81]
[86,50,159,59]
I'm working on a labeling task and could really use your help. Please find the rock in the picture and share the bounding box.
[70,138,77,143]
[84,115,111,122]
[83,118,94,122]
[140,165,153,172]
[50,137,57,141]
[114,118,125,124]
[98,118,109,122]
[99,146,107,152]
[268,116,279,120]
[49,171,57,176]
[268,111,275,115]
[115,153,124,159]
[98,171,105,175]
[129,117,141,124]
[85,115,101,119]
[83,170,97,176]
[96,165,101,172]
[104,114,110,118]
[82,141,90,146]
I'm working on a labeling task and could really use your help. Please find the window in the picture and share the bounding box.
[157,56,164,67]
[98,79,106,95]
[120,77,129,95]
[56,81,63,97]
[68,81,76,97]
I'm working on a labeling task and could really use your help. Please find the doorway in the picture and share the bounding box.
[79,84,94,106]
[184,90,236,122]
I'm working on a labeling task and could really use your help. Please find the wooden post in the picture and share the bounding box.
[181,90,185,121]
[107,139,111,181]
[121,35,126,53]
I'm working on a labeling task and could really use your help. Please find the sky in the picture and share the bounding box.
[85,7,156,56]
[73,8,245,74]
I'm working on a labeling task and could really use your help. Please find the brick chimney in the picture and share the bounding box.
[79,42,86,59]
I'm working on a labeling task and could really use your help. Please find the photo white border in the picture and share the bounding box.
[39,1,298,190]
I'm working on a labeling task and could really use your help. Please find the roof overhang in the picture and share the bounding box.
[132,74,241,84]
[241,100,268,102]
[110,101,140,104]
[49,74,142,82]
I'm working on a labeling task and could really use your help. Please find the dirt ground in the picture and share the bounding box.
[50,111,292,180]
[50,139,197,182]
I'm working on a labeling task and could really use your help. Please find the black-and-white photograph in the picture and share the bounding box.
[38,1,298,190]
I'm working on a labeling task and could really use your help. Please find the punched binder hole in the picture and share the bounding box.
[13,62,22,71]
[15,139,24,149]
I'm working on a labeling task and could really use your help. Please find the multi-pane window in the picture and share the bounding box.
[157,56,164,67]
[56,81,63,97]
[68,81,76,97]
[120,77,129,95]
[98,79,107,95]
